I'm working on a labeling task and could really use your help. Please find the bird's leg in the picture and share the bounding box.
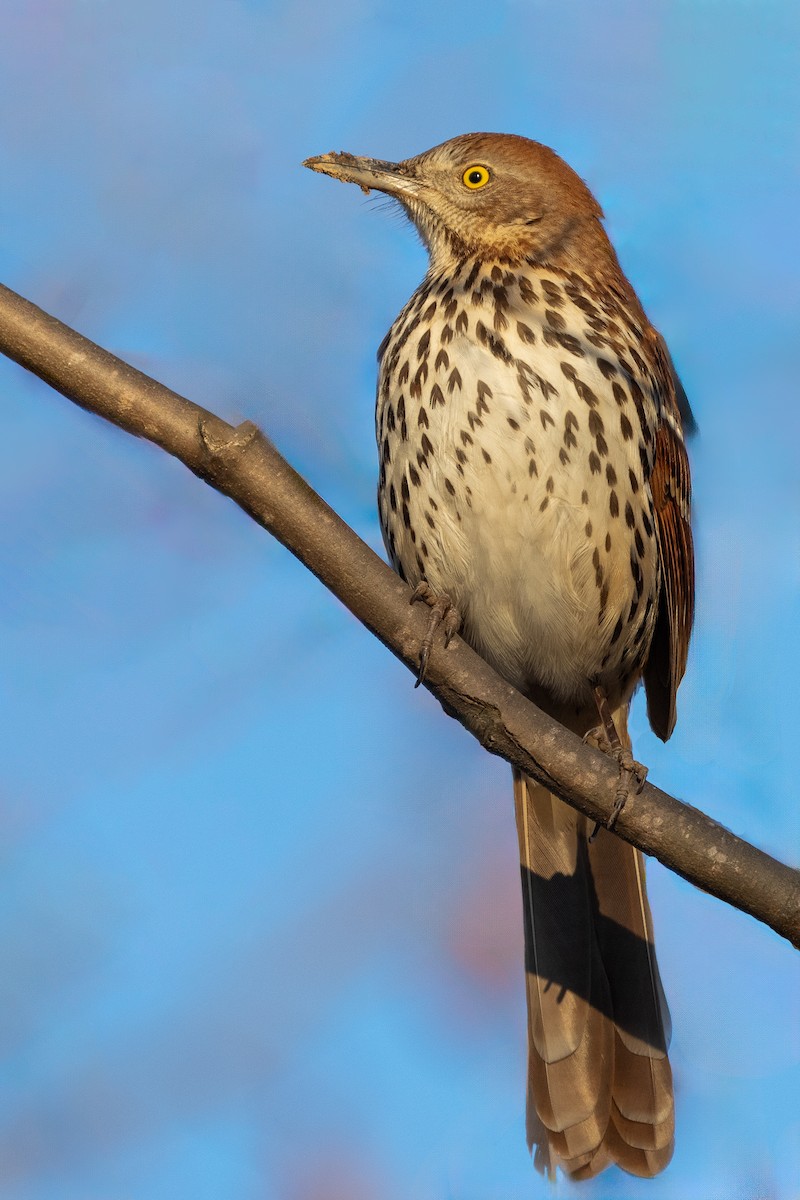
[587,685,648,834]
[409,581,461,687]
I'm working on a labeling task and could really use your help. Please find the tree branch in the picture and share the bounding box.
[1,281,798,948]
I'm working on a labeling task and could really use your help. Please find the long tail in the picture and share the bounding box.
[513,708,674,1179]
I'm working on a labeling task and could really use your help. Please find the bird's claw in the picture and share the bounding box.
[607,745,648,830]
[409,582,461,686]
[588,687,648,837]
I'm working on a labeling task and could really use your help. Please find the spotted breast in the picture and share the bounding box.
[376,260,663,720]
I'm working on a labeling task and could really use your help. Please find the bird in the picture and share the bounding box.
[304,133,694,1180]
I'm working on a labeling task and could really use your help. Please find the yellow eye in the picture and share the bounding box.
[462,164,490,190]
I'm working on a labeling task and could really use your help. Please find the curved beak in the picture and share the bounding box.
[303,151,422,200]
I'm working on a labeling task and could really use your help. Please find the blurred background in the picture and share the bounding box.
[0,1,798,1197]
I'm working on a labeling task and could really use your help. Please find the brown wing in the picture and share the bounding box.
[663,344,697,436]
[643,337,695,741]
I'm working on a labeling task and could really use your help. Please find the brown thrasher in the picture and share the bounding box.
[305,133,694,1180]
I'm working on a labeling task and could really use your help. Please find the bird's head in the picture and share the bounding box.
[304,133,611,275]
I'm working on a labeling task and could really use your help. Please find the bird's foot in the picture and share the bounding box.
[587,686,648,836]
[409,582,461,686]
[605,745,648,830]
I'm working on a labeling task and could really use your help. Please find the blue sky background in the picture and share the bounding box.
[0,1,798,1197]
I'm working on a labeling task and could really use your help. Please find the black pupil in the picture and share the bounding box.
[469,170,483,184]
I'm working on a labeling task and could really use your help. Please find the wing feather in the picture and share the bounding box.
[643,334,695,740]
